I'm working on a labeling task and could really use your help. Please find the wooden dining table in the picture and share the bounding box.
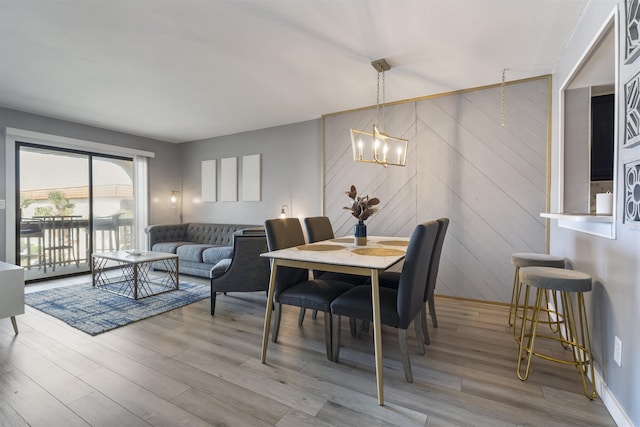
[260,235,410,405]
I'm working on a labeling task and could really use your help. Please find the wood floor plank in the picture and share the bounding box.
[77,366,211,426]
[140,353,290,425]
[0,366,89,426]
[66,391,152,427]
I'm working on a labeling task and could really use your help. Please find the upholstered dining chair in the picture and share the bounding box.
[264,218,354,360]
[300,216,369,325]
[377,217,449,345]
[330,220,439,382]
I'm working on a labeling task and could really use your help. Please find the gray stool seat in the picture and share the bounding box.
[520,267,592,293]
[508,253,566,340]
[511,253,565,268]
[516,266,596,399]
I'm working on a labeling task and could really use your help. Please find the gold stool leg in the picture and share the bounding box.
[561,292,597,399]
[517,286,544,380]
[509,266,523,341]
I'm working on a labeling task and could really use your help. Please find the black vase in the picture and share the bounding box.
[354,220,367,246]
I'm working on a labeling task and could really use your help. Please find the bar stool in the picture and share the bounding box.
[516,266,596,399]
[509,253,565,340]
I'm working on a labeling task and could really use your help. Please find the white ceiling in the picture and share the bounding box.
[0,0,588,143]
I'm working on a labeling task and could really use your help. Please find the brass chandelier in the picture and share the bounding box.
[350,59,408,167]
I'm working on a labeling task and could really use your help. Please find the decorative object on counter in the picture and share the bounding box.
[624,160,640,225]
[595,192,613,215]
[350,58,408,167]
[344,185,380,246]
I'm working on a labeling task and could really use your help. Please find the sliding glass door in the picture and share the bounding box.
[17,143,135,282]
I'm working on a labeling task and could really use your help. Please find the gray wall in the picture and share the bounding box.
[0,107,181,261]
[551,1,639,425]
[179,119,322,226]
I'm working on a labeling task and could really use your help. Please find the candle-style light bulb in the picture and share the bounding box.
[358,140,364,160]
[397,147,403,165]
[383,144,388,163]
[374,139,380,160]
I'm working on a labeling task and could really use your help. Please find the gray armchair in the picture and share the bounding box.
[210,233,271,316]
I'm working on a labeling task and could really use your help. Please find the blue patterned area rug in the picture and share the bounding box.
[25,282,210,336]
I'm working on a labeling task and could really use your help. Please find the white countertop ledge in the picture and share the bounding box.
[540,213,613,223]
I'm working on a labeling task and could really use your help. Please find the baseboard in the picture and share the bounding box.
[595,368,634,427]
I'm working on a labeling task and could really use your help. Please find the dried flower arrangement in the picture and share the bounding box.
[343,185,380,222]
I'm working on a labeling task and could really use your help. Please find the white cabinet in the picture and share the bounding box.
[0,261,25,334]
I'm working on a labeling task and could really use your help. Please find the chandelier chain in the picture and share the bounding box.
[501,68,506,127]
[376,71,380,128]
[375,70,387,132]
[382,69,386,132]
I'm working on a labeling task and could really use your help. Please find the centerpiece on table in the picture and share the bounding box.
[344,185,380,246]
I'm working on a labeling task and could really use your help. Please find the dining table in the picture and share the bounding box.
[260,235,410,405]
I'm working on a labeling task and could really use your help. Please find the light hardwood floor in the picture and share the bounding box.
[1,275,616,426]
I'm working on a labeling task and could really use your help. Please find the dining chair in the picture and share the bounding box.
[377,217,449,345]
[264,218,354,360]
[330,220,439,382]
[301,216,369,326]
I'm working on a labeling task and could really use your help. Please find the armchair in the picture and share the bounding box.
[210,233,271,316]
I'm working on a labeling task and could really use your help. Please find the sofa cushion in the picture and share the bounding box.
[177,244,215,262]
[152,241,192,254]
[203,246,234,265]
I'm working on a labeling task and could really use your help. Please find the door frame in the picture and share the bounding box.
[4,127,154,266]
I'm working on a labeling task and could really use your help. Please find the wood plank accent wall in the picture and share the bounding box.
[323,77,549,303]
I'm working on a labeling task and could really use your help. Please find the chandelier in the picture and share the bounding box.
[350,59,408,167]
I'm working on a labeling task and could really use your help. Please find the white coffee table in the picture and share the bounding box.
[92,251,179,300]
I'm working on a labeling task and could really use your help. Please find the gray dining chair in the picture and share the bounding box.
[330,220,439,382]
[300,216,369,326]
[377,217,449,345]
[264,218,354,360]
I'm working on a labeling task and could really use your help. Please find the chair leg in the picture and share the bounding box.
[429,295,438,328]
[312,309,318,319]
[323,312,333,361]
[331,315,341,363]
[362,319,370,334]
[210,292,217,316]
[420,304,430,345]
[413,306,431,355]
[349,317,358,337]
[298,308,306,325]
[398,328,413,383]
[272,303,282,343]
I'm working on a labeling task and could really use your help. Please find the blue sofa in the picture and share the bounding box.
[145,223,262,278]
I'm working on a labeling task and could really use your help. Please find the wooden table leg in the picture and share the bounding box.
[370,269,384,405]
[261,260,278,363]
[10,316,18,335]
